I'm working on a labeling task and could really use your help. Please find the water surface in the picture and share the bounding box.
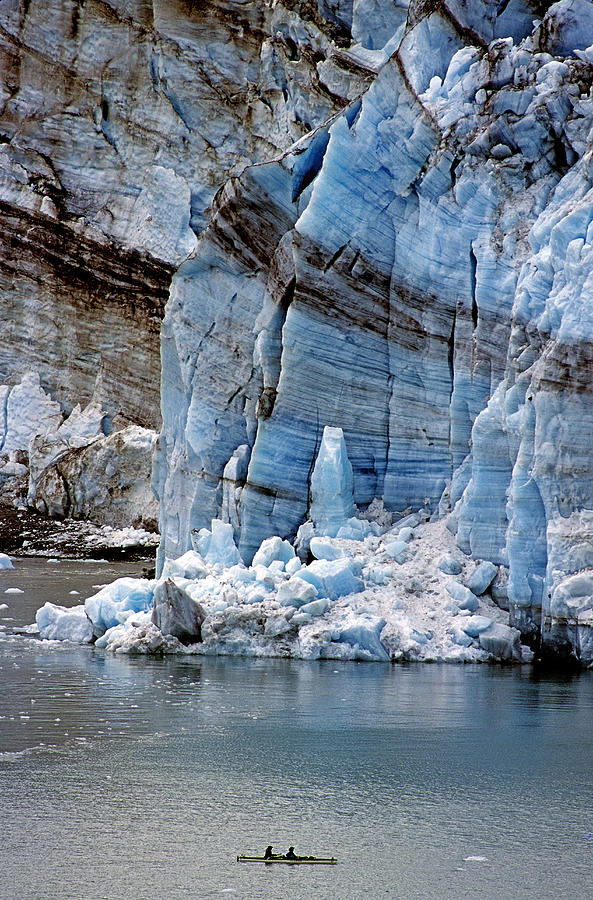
[1,560,592,899]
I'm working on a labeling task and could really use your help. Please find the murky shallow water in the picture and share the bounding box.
[1,560,593,899]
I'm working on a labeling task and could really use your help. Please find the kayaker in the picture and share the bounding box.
[285,846,297,860]
[264,846,275,859]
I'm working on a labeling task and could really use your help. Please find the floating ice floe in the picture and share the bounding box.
[33,426,534,665]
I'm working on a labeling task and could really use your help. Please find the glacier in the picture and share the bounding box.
[148,1,593,665]
[35,425,533,664]
[5,0,593,666]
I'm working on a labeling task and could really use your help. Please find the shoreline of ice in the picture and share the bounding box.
[33,515,532,665]
[31,426,533,665]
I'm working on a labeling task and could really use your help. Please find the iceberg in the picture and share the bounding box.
[36,602,94,644]
[0,554,14,570]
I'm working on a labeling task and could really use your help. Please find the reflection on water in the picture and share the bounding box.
[1,561,593,899]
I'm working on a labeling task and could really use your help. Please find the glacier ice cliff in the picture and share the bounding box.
[0,0,365,521]
[6,0,593,665]
[153,1,593,666]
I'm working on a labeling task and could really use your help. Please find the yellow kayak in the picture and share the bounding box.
[237,854,337,865]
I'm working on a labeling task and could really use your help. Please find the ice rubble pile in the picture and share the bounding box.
[36,428,530,664]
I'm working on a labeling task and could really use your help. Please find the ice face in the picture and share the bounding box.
[19,1,593,664]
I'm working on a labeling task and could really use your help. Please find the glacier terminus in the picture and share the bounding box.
[3,1,593,666]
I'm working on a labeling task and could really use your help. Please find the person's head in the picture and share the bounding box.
[288,847,294,852]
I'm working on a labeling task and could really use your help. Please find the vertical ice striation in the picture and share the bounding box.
[156,1,593,664]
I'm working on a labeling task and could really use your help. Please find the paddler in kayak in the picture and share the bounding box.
[285,846,298,860]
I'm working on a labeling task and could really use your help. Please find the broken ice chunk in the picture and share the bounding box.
[161,550,208,581]
[192,519,241,567]
[299,558,364,600]
[252,535,296,567]
[310,537,347,561]
[446,581,479,611]
[466,561,498,595]
[462,615,493,638]
[383,540,408,564]
[438,553,462,575]
[36,602,94,643]
[277,575,318,608]
[478,622,521,660]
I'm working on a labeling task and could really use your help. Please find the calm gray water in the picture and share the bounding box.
[1,560,593,899]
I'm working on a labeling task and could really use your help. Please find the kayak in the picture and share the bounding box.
[237,854,337,865]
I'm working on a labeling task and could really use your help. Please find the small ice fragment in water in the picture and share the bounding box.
[464,855,488,862]
[5,588,23,594]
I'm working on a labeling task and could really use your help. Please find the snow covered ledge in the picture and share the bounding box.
[34,427,533,665]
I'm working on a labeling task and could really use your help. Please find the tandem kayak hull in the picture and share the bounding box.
[237,855,337,865]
